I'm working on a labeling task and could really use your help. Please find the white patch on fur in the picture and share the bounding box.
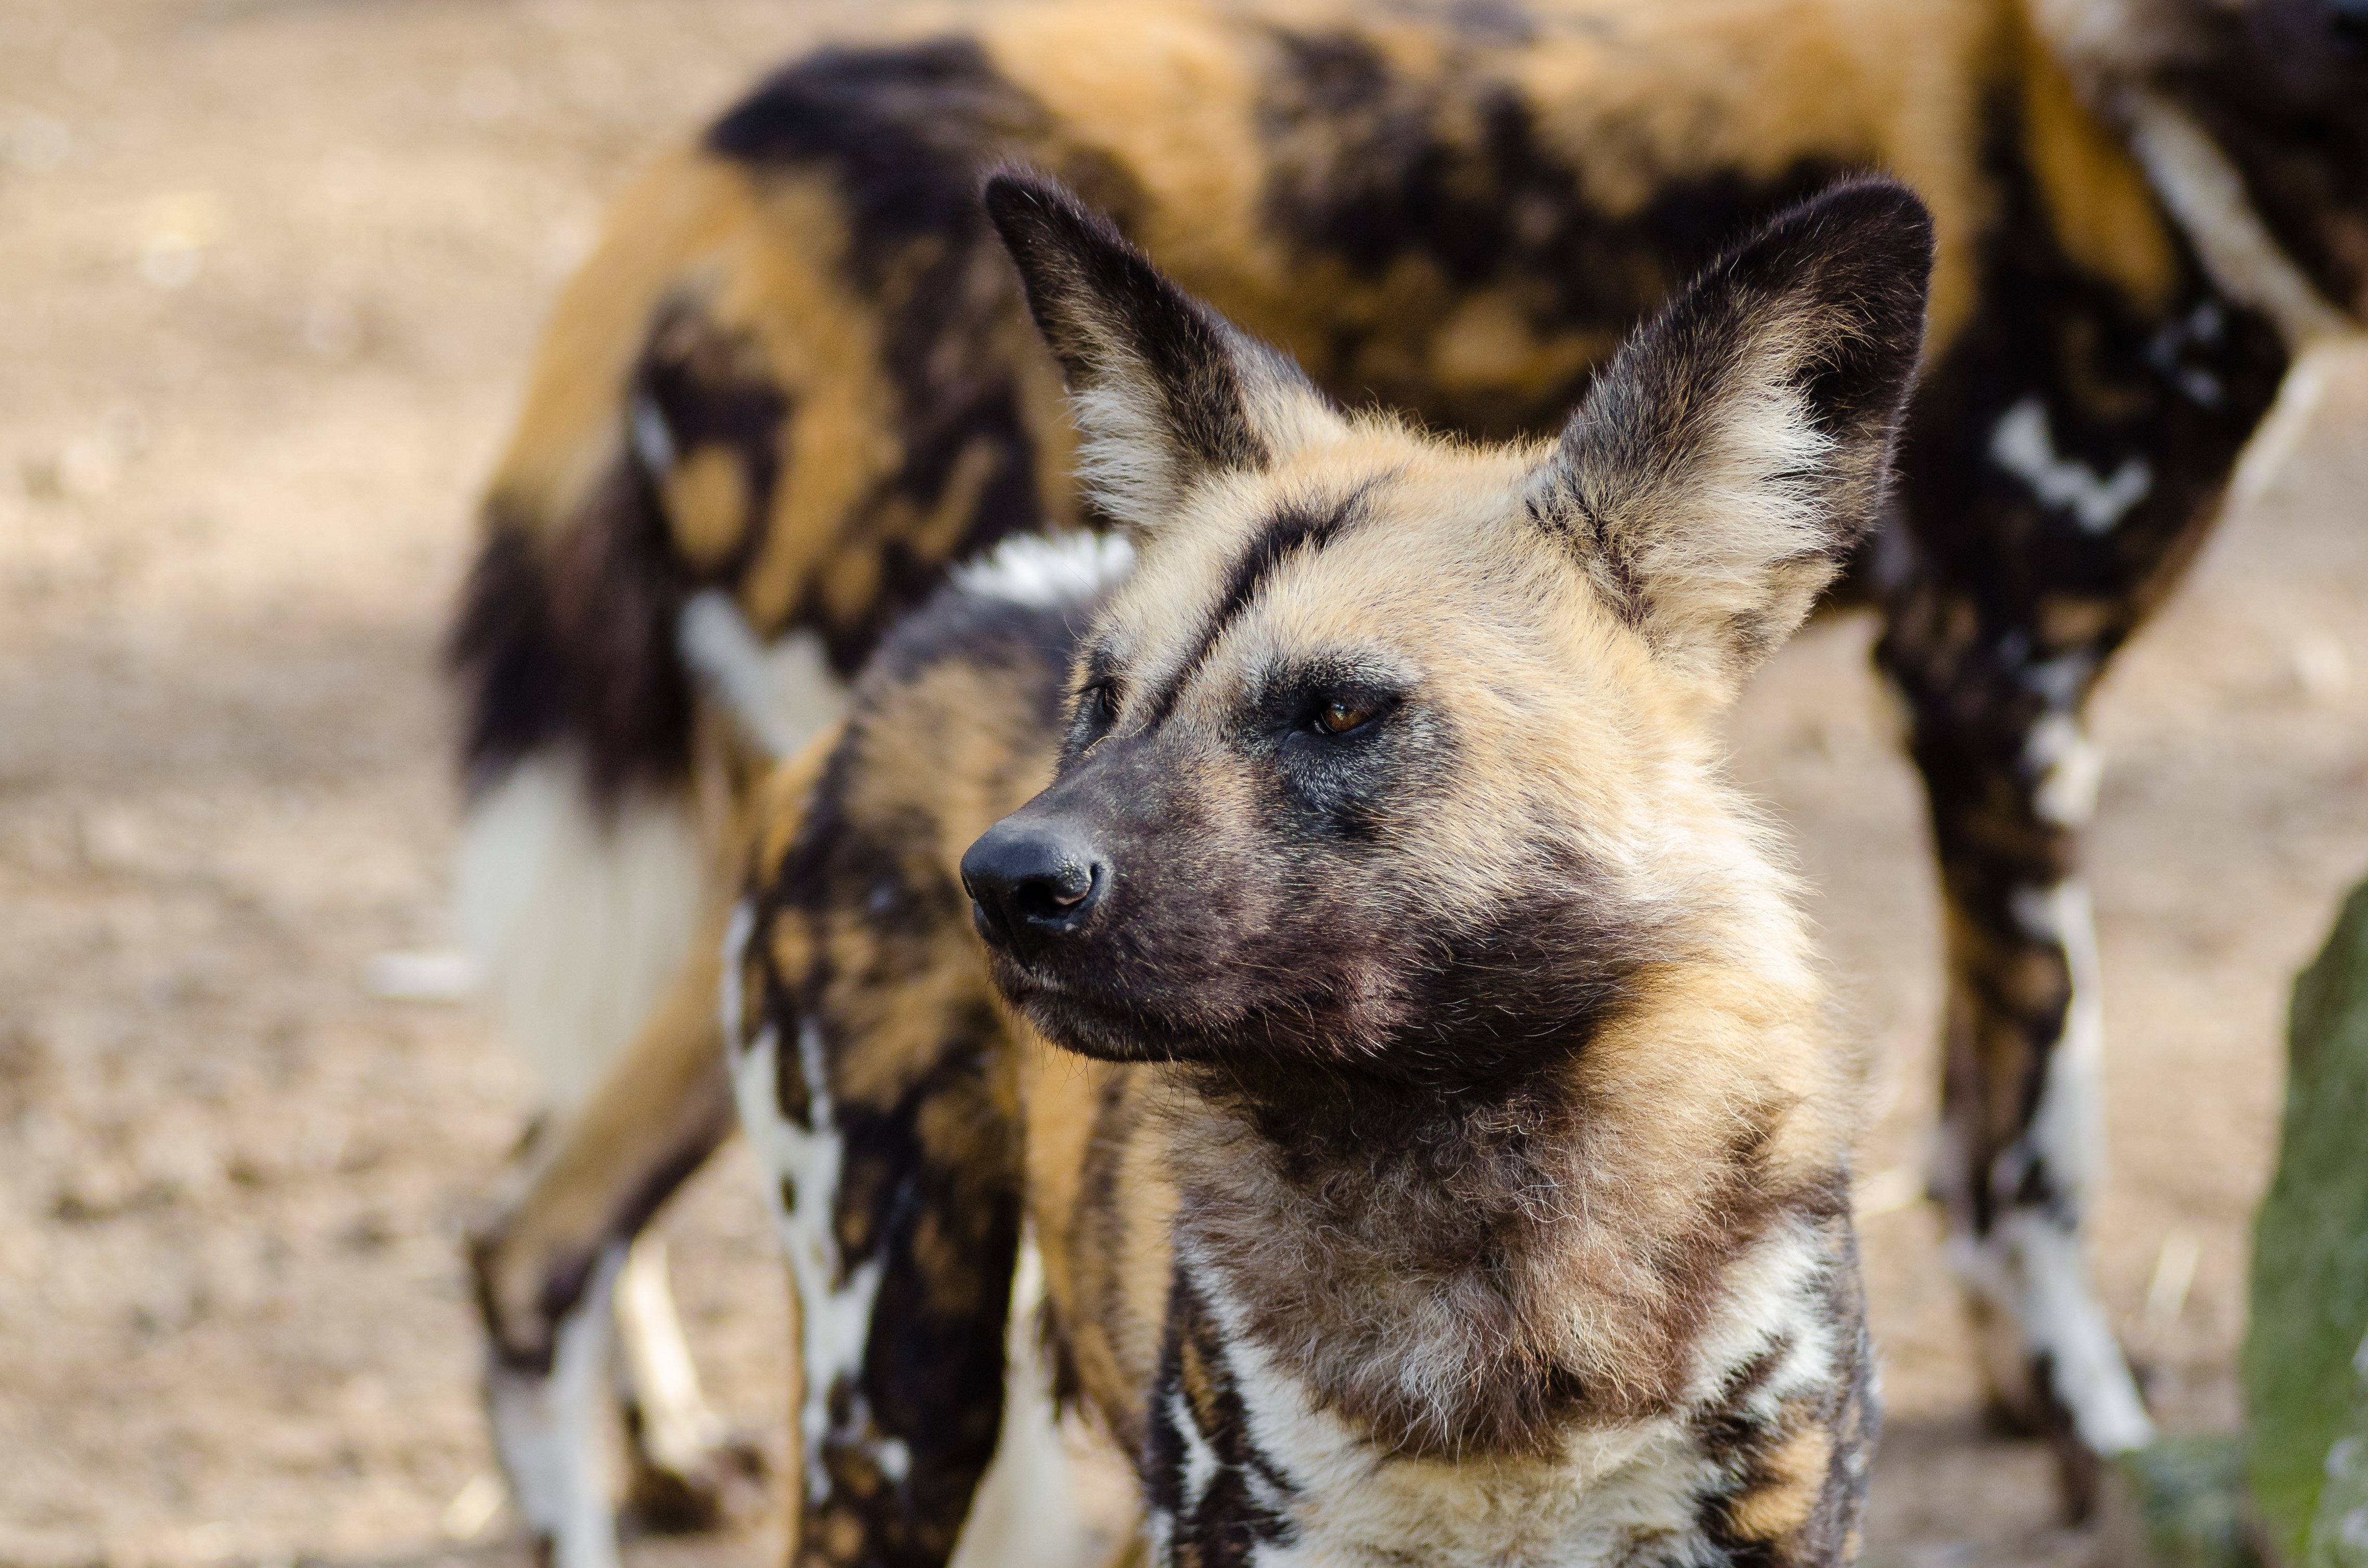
[1954,879,2156,1455]
[629,387,677,475]
[1143,1508,1177,1565]
[677,590,845,761]
[487,1244,626,1568]
[2025,652,2092,711]
[454,754,705,1112]
[2147,300,2229,407]
[1951,1214,2156,1455]
[614,1236,728,1476]
[730,1010,883,1505]
[716,897,756,1056]
[1167,1390,1221,1517]
[954,530,1136,608]
[876,1437,912,1485]
[1682,1219,1844,1419]
[2025,711,2105,827]
[1182,1260,1741,1568]
[2004,883,2106,1221]
[950,1237,1086,1568]
[2026,0,2179,80]
[1988,397,2152,534]
[2233,343,2340,507]
[2122,88,2358,352]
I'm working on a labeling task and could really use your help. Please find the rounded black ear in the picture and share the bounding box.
[983,171,1329,533]
[1534,177,1934,692]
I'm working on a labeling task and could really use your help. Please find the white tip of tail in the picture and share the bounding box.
[454,755,705,1110]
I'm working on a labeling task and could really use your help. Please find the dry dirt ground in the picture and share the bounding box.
[1,3,2362,1565]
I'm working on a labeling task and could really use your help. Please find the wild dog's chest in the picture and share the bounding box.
[1143,1272,1720,1567]
[1134,1239,1865,1568]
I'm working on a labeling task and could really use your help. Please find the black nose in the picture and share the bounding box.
[960,819,1107,955]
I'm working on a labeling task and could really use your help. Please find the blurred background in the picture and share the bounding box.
[0,2,2362,1566]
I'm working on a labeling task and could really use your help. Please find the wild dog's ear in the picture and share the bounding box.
[984,171,1333,534]
[1533,177,1933,693]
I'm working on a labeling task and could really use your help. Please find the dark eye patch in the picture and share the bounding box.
[1244,654,1411,737]
[1062,644,1125,760]
[1245,654,1426,840]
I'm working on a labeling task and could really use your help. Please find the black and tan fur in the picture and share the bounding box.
[706,171,1928,1566]
[454,0,2368,1552]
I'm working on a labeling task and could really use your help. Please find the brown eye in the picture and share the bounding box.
[1316,700,1373,735]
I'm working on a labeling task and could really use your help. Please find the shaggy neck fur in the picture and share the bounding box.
[1156,840,1849,1463]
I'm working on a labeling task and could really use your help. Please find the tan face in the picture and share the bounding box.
[961,172,1932,1079]
[968,438,1684,1073]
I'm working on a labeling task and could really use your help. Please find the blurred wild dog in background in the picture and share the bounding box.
[453,0,2368,1559]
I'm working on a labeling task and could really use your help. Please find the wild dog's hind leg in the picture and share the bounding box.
[469,907,744,1568]
[614,1232,768,1530]
[456,757,763,1539]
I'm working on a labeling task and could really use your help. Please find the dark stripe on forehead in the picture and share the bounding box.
[1144,489,1372,723]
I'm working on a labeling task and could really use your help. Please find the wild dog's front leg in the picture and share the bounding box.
[469,912,742,1568]
[723,889,1029,1567]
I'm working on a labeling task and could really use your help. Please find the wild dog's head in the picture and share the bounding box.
[960,173,1931,1079]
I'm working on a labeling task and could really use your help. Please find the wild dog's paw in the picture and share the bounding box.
[620,1428,770,1536]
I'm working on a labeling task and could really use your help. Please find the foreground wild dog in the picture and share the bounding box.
[706,170,1930,1567]
[455,0,2368,1543]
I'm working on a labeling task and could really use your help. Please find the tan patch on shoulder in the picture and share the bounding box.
[489,149,764,532]
[743,723,841,882]
[2015,14,2178,316]
[1726,1420,1834,1541]
[699,176,892,637]
[663,445,752,572]
[977,0,1272,290]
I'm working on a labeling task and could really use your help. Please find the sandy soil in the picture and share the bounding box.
[0,3,2362,1566]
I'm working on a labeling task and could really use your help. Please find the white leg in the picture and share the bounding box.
[1946,879,2155,1457]
[612,1233,765,1526]
[614,1235,728,1473]
[950,1239,1086,1568]
[488,1245,626,1568]
[458,753,707,1543]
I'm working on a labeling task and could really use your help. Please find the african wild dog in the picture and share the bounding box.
[706,168,1930,1567]
[454,0,2368,1554]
